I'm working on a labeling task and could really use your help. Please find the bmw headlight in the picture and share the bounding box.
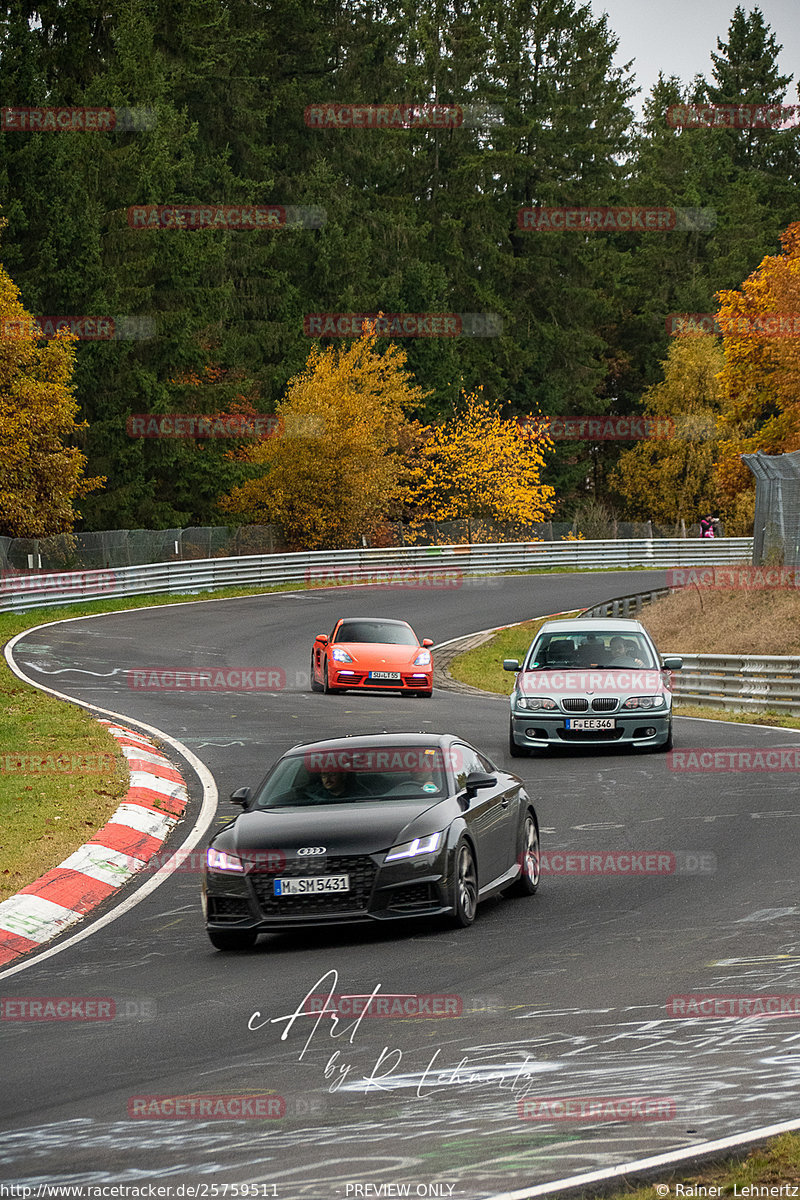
[332,647,354,663]
[413,650,432,666]
[384,832,443,862]
[621,695,666,710]
[207,847,244,873]
[515,696,557,711]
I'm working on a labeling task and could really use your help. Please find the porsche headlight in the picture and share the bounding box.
[384,832,443,862]
[332,647,354,663]
[413,650,432,666]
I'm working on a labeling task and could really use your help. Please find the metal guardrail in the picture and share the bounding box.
[580,581,800,716]
[0,538,753,614]
[669,654,800,715]
[580,587,672,619]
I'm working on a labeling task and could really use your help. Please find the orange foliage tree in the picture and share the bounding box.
[715,221,800,521]
[399,391,555,535]
[0,233,104,537]
[219,325,429,549]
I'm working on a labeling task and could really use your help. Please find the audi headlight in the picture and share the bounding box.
[384,832,443,862]
[516,696,557,711]
[207,847,244,873]
[621,695,666,710]
[413,650,432,666]
[332,647,354,663]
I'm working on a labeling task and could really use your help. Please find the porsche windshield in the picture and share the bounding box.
[254,747,448,808]
[525,631,657,670]
[334,621,417,645]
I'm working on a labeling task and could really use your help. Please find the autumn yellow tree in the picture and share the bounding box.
[0,233,103,537]
[714,221,800,526]
[219,325,429,549]
[400,391,555,533]
[611,338,724,526]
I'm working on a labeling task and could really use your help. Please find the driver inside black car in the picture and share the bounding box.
[301,768,371,802]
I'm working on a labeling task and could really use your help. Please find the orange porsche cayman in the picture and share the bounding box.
[311,617,434,697]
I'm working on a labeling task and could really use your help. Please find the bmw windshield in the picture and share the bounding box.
[525,631,657,670]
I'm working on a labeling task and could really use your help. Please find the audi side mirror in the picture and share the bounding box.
[465,771,497,796]
[230,786,251,806]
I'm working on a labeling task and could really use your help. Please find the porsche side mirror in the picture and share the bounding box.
[503,659,521,672]
[230,786,251,806]
[315,634,329,646]
[422,638,434,648]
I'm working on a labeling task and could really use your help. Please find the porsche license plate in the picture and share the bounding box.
[565,718,616,730]
[274,875,350,896]
[369,671,401,681]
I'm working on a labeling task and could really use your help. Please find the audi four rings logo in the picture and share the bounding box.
[297,847,326,856]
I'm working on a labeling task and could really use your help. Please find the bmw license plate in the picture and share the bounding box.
[369,671,401,681]
[274,875,350,896]
[565,718,616,730]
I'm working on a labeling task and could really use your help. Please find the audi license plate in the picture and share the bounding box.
[275,875,350,896]
[369,671,401,681]
[565,718,616,730]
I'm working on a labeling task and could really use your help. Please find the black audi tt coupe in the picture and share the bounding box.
[202,732,540,949]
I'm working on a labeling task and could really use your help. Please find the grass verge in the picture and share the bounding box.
[0,581,306,902]
[602,1132,800,1199]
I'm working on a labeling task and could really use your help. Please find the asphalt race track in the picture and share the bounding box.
[2,569,800,1198]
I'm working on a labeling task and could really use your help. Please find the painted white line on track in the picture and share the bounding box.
[0,616,218,981]
[484,1115,800,1199]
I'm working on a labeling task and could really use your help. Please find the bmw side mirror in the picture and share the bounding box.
[661,656,683,671]
[230,786,251,806]
[503,659,520,672]
[465,771,497,796]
